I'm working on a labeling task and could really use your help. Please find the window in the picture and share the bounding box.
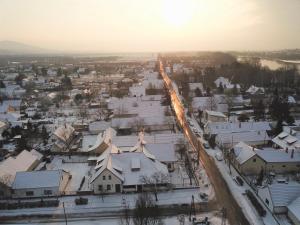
[253,158,256,162]
[103,175,106,180]
[44,190,53,195]
[26,191,34,196]
[98,185,103,191]
[107,185,111,191]
[108,175,111,180]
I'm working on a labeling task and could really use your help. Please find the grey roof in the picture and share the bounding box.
[256,149,300,163]
[145,143,177,162]
[288,196,300,220]
[269,183,300,207]
[12,170,64,189]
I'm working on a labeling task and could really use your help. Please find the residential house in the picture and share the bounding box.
[12,170,70,198]
[203,110,228,123]
[0,150,42,198]
[90,143,169,194]
[51,124,76,152]
[258,183,300,214]
[232,142,300,175]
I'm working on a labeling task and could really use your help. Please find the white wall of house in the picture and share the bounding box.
[91,169,122,194]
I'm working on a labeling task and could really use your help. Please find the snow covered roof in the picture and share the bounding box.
[288,96,296,104]
[256,149,300,163]
[0,150,40,186]
[288,196,300,221]
[111,116,174,129]
[91,140,169,186]
[217,130,270,145]
[246,85,264,95]
[86,127,116,153]
[145,143,177,162]
[53,124,75,142]
[268,183,300,207]
[233,142,257,164]
[12,170,65,189]
[205,110,227,118]
[272,131,300,151]
[205,121,271,135]
[192,96,228,113]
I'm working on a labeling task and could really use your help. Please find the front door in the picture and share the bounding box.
[115,184,121,193]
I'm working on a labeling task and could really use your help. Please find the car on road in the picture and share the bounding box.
[214,152,223,161]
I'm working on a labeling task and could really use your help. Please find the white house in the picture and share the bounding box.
[12,170,70,198]
[90,143,169,194]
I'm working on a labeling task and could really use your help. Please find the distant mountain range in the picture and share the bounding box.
[0,41,55,55]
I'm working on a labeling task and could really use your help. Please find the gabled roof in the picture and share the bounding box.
[0,150,40,186]
[268,183,300,207]
[233,142,257,164]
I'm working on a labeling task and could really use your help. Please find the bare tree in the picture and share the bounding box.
[140,172,170,201]
[176,138,188,160]
[205,96,217,111]
[119,199,131,225]
[133,192,164,225]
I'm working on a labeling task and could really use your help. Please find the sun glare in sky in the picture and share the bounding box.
[163,0,195,27]
[0,0,299,52]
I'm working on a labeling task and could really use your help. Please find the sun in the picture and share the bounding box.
[163,0,194,27]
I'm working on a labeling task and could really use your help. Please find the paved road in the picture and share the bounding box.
[159,59,251,225]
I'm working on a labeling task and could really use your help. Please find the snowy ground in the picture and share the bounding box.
[204,146,280,225]
[0,188,204,218]
[46,156,92,193]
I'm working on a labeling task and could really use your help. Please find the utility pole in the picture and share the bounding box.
[63,202,68,225]
[189,195,196,221]
[221,207,227,225]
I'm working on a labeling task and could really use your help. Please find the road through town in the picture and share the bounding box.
[159,59,251,225]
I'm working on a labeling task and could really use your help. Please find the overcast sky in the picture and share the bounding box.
[0,0,299,53]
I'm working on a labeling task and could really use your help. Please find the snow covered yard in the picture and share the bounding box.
[1,211,229,225]
[0,188,205,219]
[46,156,92,193]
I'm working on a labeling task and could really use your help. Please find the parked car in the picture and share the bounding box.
[203,143,210,149]
[199,192,208,201]
[214,152,223,161]
[233,176,244,186]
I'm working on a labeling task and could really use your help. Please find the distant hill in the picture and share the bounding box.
[0,41,54,55]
